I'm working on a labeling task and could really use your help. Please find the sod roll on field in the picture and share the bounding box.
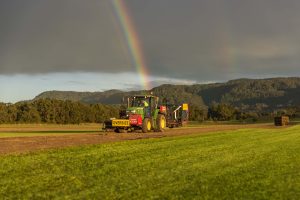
[0,126,300,199]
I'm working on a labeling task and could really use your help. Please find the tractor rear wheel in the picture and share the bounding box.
[142,118,152,133]
[156,114,166,132]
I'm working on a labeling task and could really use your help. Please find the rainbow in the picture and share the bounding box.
[111,0,151,90]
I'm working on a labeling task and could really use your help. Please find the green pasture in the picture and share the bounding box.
[0,131,98,138]
[0,126,300,199]
[0,123,101,137]
[188,118,300,126]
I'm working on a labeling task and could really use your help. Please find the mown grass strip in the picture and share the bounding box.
[0,126,299,199]
[0,131,99,138]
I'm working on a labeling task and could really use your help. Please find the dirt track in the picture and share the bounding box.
[0,124,277,155]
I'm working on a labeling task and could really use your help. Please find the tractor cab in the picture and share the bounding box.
[126,95,158,119]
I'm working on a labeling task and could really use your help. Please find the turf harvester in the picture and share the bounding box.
[103,95,188,133]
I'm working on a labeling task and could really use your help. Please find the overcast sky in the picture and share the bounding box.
[1,0,300,102]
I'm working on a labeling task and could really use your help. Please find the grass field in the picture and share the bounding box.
[0,126,300,199]
[0,131,97,138]
[0,124,101,137]
[0,122,270,138]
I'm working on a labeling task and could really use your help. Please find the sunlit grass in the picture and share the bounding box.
[0,131,98,138]
[0,123,101,137]
[0,126,299,199]
[0,123,100,129]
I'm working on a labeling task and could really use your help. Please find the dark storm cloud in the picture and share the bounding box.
[128,0,300,80]
[0,0,132,74]
[1,0,300,81]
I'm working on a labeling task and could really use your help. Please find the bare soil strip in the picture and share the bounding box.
[0,124,278,155]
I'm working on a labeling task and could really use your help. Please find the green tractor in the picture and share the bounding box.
[103,95,167,133]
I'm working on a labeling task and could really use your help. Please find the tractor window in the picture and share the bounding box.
[131,97,149,107]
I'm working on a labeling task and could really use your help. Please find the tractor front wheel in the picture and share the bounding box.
[142,118,152,133]
[156,114,166,132]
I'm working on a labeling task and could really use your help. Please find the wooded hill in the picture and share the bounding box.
[1,77,300,124]
[35,77,300,111]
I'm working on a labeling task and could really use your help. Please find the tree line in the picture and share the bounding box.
[0,99,206,124]
[206,102,300,122]
[1,98,300,124]
[0,99,119,124]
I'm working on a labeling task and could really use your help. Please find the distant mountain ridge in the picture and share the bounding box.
[35,90,124,104]
[34,77,300,111]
